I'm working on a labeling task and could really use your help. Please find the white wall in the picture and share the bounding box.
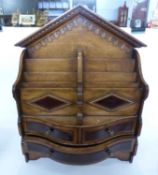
[96,0,124,21]
[147,0,158,22]
[96,0,157,24]
[2,0,155,26]
[70,0,125,21]
[96,0,135,26]
[70,0,157,26]
[70,0,134,26]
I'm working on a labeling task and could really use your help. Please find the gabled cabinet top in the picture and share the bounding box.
[15,5,146,49]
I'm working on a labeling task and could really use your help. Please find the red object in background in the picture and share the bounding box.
[118,1,128,27]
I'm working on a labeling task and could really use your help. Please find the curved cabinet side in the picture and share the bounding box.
[12,49,26,136]
[134,49,149,100]
[134,49,149,136]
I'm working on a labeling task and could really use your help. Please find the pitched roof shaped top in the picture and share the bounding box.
[15,5,146,48]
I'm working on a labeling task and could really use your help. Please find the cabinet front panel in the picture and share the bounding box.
[20,88,77,116]
[84,58,135,72]
[23,115,135,128]
[83,118,137,144]
[83,88,142,116]
[24,58,75,72]
[23,72,76,82]
[23,120,76,145]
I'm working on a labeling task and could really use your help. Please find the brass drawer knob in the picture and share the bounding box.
[105,128,114,136]
[49,149,54,157]
[46,128,54,135]
[105,148,112,156]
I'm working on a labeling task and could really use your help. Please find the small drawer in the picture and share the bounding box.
[23,118,75,145]
[23,135,136,164]
[83,118,137,144]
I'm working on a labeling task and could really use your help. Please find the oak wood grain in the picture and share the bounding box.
[13,6,148,164]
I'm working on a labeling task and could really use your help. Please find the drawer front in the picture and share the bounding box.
[20,87,141,116]
[83,118,137,144]
[83,88,142,116]
[23,136,136,164]
[22,116,137,146]
[20,88,77,116]
[23,119,76,145]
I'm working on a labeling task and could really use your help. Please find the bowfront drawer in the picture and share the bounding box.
[23,118,75,145]
[83,118,137,144]
[23,135,136,164]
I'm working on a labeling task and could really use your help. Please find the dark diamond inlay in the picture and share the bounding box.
[33,96,65,110]
[94,95,130,110]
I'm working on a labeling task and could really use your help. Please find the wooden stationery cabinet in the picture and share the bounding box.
[13,5,148,164]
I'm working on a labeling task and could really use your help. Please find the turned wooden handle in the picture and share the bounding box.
[77,49,83,84]
[76,49,84,125]
[76,112,84,125]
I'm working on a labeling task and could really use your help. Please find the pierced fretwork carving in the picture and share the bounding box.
[28,16,132,54]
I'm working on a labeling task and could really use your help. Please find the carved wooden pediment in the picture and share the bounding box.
[15,5,146,49]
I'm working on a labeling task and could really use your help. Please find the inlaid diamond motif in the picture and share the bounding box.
[31,95,68,110]
[92,94,132,111]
